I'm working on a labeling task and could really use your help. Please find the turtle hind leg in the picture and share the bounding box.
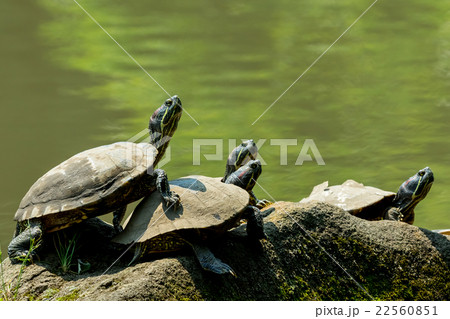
[8,222,43,264]
[243,206,266,240]
[189,242,236,277]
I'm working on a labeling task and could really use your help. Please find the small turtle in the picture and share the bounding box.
[222,139,270,208]
[222,139,258,182]
[8,96,183,263]
[300,167,434,224]
[113,159,266,275]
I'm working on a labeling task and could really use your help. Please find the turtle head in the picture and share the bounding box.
[393,167,434,220]
[231,139,258,166]
[225,159,262,192]
[222,139,258,182]
[149,95,183,164]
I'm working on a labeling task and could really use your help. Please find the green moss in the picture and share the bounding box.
[173,287,203,301]
[42,288,59,300]
[280,276,321,300]
[276,233,450,301]
[24,293,37,301]
[56,288,80,301]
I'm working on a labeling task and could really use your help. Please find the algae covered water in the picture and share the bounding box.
[1,0,449,253]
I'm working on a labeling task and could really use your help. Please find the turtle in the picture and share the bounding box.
[222,139,258,182]
[8,95,183,263]
[221,139,271,208]
[299,167,434,224]
[112,159,267,275]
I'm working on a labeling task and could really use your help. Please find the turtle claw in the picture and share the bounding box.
[190,242,236,276]
[220,263,237,277]
[163,191,181,210]
[204,258,236,277]
[384,207,404,221]
[10,250,38,265]
[9,252,26,265]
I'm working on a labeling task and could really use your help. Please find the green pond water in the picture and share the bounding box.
[1,0,449,254]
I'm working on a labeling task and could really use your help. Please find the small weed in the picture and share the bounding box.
[53,232,79,273]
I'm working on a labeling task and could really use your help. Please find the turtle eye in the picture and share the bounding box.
[250,163,257,169]
[165,99,173,106]
[418,170,425,176]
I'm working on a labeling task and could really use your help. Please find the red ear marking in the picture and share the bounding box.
[238,170,247,179]
[404,178,411,186]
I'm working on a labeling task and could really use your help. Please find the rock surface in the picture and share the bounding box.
[1,202,449,300]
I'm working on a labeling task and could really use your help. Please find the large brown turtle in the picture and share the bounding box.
[113,159,266,275]
[8,95,183,263]
[300,167,434,224]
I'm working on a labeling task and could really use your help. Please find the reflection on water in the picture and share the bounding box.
[0,0,449,253]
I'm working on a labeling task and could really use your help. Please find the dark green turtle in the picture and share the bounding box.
[300,167,434,224]
[222,139,270,208]
[8,96,183,263]
[113,159,266,275]
[222,139,258,182]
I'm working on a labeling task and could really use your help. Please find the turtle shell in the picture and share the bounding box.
[433,229,450,236]
[300,179,395,220]
[15,142,157,232]
[113,175,249,250]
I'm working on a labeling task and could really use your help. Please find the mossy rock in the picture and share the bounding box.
[1,202,449,300]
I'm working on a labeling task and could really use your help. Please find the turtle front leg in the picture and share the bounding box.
[112,206,126,233]
[189,242,236,276]
[383,207,404,222]
[153,168,180,209]
[249,191,272,209]
[242,205,266,240]
[8,221,43,264]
